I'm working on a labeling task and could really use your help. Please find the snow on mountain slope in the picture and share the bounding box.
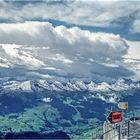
[1,80,32,92]
[75,81,87,91]
[87,81,111,92]
[20,81,32,92]
[111,78,130,91]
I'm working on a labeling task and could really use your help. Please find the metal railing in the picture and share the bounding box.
[92,119,131,140]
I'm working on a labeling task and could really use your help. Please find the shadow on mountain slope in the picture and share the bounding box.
[0,131,70,139]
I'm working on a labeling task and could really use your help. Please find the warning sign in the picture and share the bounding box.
[108,111,122,124]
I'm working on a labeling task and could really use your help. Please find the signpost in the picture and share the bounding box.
[118,102,128,110]
[107,111,123,139]
[108,111,122,124]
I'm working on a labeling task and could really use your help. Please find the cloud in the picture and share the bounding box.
[0,0,140,28]
[0,21,128,58]
[0,43,46,69]
[0,21,129,61]
[0,21,135,81]
[123,40,140,80]
[131,20,140,34]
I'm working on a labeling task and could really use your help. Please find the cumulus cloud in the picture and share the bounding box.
[0,21,135,81]
[0,21,128,58]
[0,21,129,61]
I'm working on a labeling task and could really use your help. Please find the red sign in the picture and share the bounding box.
[108,111,122,124]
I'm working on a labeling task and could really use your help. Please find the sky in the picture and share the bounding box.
[0,0,140,82]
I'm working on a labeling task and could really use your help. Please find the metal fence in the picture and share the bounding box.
[92,119,131,140]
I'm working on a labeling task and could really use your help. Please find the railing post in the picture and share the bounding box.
[128,120,130,138]
[118,123,122,140]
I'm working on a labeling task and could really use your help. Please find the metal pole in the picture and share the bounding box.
[118,123,122,140]
[128,120,130,138]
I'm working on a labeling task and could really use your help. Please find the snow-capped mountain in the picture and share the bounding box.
[0,78,139,93]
